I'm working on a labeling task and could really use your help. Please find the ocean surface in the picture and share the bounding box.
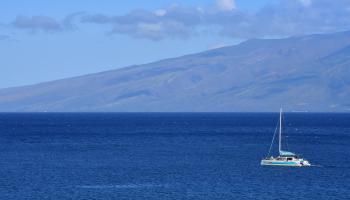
[0,113,349,200]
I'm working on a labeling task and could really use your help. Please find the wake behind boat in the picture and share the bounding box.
[261,108,311,167]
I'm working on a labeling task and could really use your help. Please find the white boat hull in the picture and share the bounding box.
[261,158,311,167]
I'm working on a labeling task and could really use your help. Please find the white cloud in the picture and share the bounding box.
[13,15,63,32]
[299,0,312,7]
[11,13,83,33]
[216,0,236,11]
[138,22,163,33]
[81,0,350,41]
[154,9,167,17]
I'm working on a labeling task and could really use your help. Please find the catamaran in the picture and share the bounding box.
[261,108,311,167]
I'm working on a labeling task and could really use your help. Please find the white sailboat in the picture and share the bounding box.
[261,108,311,167]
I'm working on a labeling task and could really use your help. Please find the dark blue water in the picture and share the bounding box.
[0,113,349,200]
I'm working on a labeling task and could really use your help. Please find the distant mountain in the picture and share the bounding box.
[1,31,350,112]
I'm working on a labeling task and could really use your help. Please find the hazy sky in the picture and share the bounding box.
[1,0,349,88]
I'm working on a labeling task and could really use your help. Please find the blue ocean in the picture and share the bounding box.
[0,113,349,199]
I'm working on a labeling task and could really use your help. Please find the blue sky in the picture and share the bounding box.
[1,0,349,88]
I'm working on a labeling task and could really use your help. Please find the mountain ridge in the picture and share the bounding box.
[1,31,350,112]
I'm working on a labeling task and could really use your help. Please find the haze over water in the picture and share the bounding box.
[0,113,349,199]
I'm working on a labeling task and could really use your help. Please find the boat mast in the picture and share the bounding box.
[279,107,282,154]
